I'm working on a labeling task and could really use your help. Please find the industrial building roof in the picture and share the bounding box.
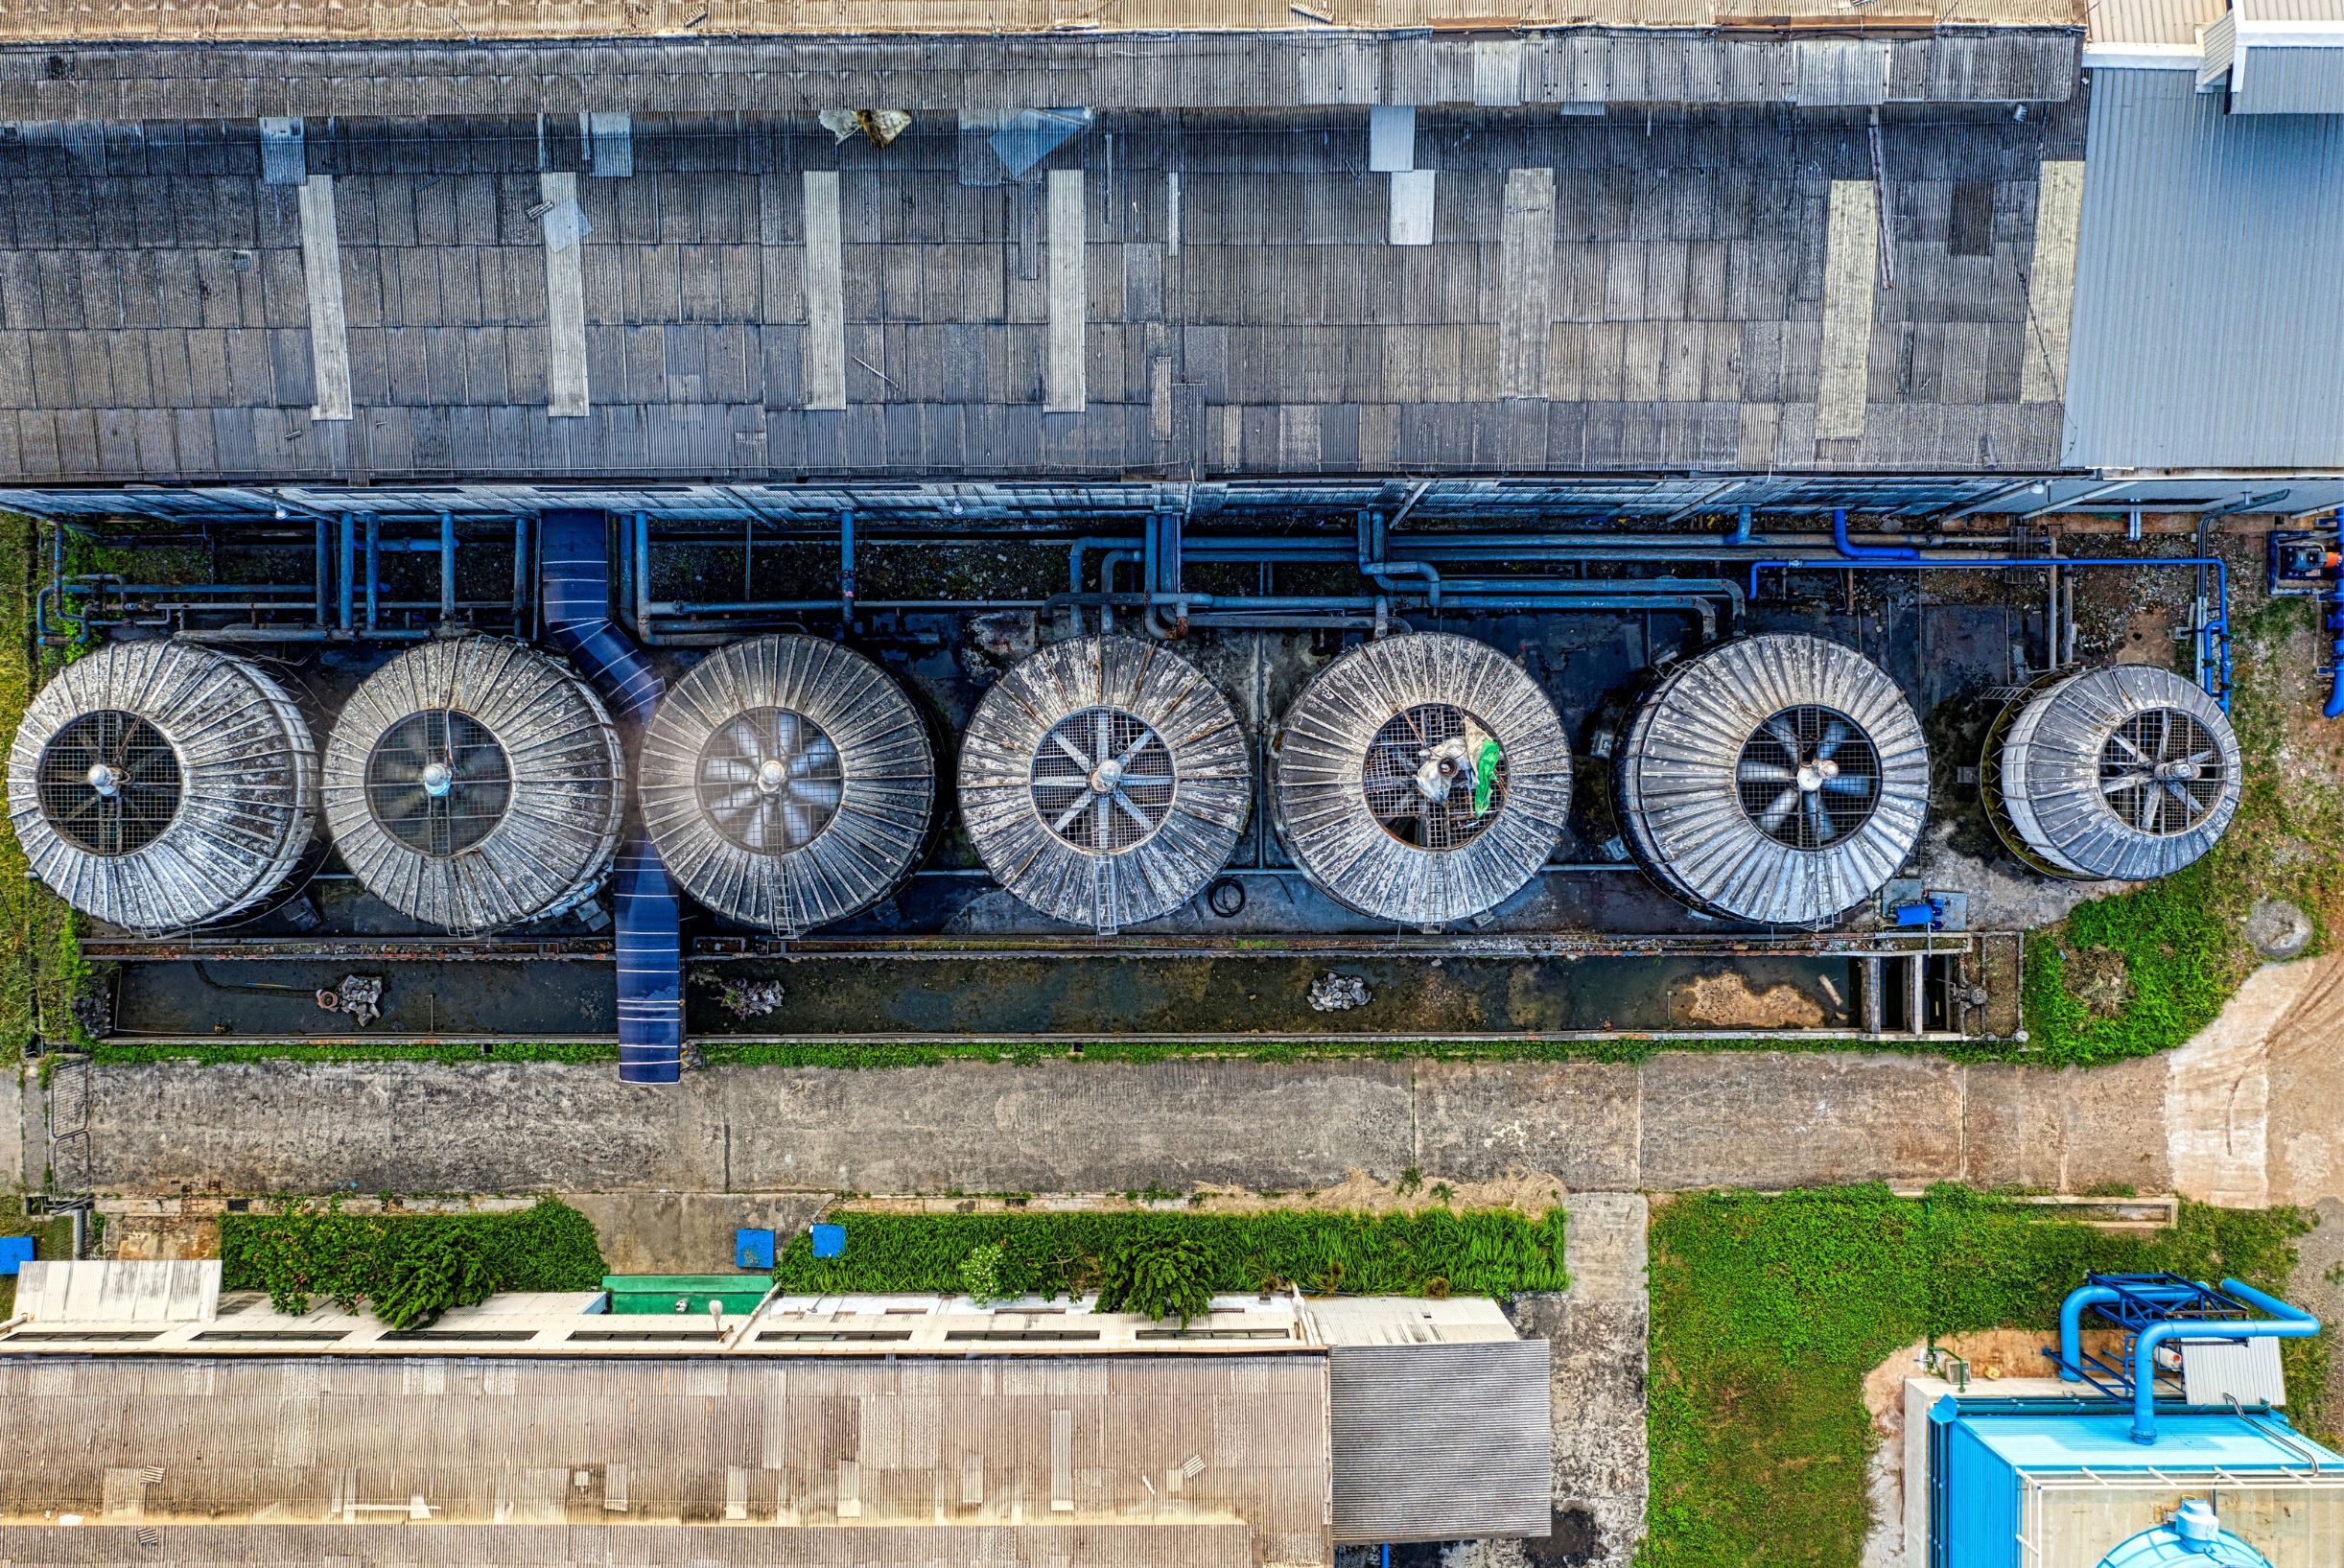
[0,99,2083,484]
[2062,68,2344,469]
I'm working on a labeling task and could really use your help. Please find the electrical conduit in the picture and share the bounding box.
[539,508,683,1086]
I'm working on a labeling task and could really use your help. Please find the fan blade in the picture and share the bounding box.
[2108,733,2148,765]
[2134,783,2156,831]
[1051,731,1091,769]
[1816,719,1851,760]
[1804,792,1831,845]
[2175,750,2215,772]
[1763,716,1802,753]
[1758,787,1800,831]
[1052,795,1092,834]
[1112,790,1155,832]
[1031,776,1088,791]
[1094,709,1112,766]
[1118,772,1175,787]
[2162,780,2200,813]
[722,715,766,766]
[1737,761,1796,784]
[2154,709,2169,762]
[785,777,844,809]
[769,709,801,758]
[1821,775,1873,797]
[2102,774,2148,797]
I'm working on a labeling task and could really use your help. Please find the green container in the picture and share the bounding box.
[600,1275,771,1317]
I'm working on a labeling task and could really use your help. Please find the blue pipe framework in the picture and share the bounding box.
[540,508,683,1086]
[2051,1273,2322,1443]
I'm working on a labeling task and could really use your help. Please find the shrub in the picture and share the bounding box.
[958,1242,1006,1306]
[1096,1236,1214,1326]
[220,1198,606,1324]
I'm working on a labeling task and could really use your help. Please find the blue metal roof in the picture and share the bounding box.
[2064,69,2344,468]
[1951,1408,2344,1471]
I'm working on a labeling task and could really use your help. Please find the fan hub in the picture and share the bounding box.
[1734,704,1881,850]
[756,757,790,793]
[1088,758,1126,794]
[694,706,845,854]
[419,761,454,798]
[85,761,122,797]
[1030,706,1175,854]
[363,708,514,858]
[35,709,184,857]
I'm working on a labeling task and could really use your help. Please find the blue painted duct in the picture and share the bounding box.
[1831,507,1918,561]
[539,508,683,1085]
[2323,513,2344,721]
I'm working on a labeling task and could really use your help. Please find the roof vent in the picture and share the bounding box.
[1985,665,2239,881]
[323,638,623,932]
[958,635,1248,933]
[640,635,933,933]
[1273,632,1573,927]
[7,641,317,932]
[1614,634,1929,925]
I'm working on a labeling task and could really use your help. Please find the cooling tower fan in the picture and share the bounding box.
[7,640,317,932]
[1614,633,1930,926]
[958,634,1249,933]
[1273,632,1574,927]
[639,635,934,933]
[1984,663,2240,880]
[322,638,625,932]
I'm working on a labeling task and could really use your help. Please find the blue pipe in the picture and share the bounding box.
[2127,1281,2319,1444]
[1832,507,1918,561]
[539,508,682,1086]
[2324,512,2344,720]
[1753,555,2233,709]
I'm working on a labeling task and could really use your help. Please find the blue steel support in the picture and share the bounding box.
[2051,1274,2323,1443]
[839,509,856,629]
[363,513,380,632]
[439,511,457,620]
[539,508,682,1086]
[2324,512,2344,720]
[2125,1281,2319,1444]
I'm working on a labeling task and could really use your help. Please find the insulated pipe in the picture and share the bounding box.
[2126,1280,2321,1444]
[1833,507,1919,561]
[539,508,682,1086]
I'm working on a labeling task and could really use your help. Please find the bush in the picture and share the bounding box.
[771,1208,1567,1301]
[220,1198,606,1324]
[958,1242,1006,1306]
[1096,1235,1214,1326]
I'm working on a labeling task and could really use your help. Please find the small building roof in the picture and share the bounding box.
[1945,1407,2344,1471]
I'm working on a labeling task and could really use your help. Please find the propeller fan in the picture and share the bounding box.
[1735,705,1881,850]
[1362,703,1504,852]
[2098,709,2222,835]
[363,708,513,858]
[696,707,846,853]
[1029,707,1175,852]
[36,710,182,856]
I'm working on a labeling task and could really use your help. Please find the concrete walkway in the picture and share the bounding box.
[39,956,2342,1207]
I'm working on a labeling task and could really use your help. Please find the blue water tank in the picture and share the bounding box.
[2097,1502,2273,1568]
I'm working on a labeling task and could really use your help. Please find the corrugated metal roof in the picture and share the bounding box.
[2232,43,2344,112]
[2063,68,2344,468]
[2087,0,2219,49]
[1327,1340,1553,1543]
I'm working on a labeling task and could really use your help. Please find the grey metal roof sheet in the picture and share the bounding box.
[2063,68,2344,468]
[1327,1339,1554,1544]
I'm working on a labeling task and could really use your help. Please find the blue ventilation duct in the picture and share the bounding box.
[2053,1275,2322,1444]
[538,508,683,1085]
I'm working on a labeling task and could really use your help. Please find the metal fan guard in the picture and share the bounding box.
[694,705,845,854]
[2098,709,2225,836]
[363,709,513,857]
[1029,706,1176,854]
[1733,705,1881,851]
[35,710,183,856]
[1361,702,1509,852]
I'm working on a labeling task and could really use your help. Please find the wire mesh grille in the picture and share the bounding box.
[2099,709,2227,836]
[35,710,182,856]
[1029,705,1175,854]
[694,705,845,853]
[363,709,513,858]
[1360,703,1509,852]
[1734,705,1882,851]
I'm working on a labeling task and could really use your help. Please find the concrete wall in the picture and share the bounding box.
[66,1053,2174,1198]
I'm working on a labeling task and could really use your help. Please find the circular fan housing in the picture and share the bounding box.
[958,635,1249,932]
[323,639,624,932]
[7,640,317,932]
[1986,664,2239,880]
[1274,633,1574,926]
[640,636,934,932]
[1615,634,1930,926]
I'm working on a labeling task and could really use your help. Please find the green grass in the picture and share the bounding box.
[220,1197,607,1317]
[2021,590,2344,1065]
[1641,1186,2323,1568]
[0,1196,76,1319]
[770,1207,1568,1300]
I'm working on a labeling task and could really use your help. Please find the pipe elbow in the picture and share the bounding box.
[1832,508,1920,563]
[2325,666,2344,721]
